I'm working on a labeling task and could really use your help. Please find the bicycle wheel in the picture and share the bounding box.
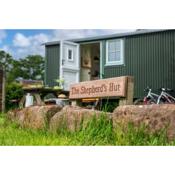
[146,99,157,104]
[134,99,144,105]
[169,99,175,104]
[163,98,175,104]
[158,97,175,104]
[157,98,167,104]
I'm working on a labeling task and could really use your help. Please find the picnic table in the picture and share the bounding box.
[19,86,67,108]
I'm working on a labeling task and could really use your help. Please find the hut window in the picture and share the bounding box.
[67,48,73,61]
[106,39,124,66]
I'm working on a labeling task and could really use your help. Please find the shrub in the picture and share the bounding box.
[101,99,119,112]
[6,82,24,110]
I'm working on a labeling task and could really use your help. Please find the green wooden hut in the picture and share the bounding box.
[44,29,175,98]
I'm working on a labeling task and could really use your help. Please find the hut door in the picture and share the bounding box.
[60,41,80,91]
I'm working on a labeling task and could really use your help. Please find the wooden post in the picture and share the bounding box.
[119,76,134,106]
[34,93,44,105]
[71,99,82,107]
[71,100,78,106]
[19,95,26,109]
[2,67,5,113]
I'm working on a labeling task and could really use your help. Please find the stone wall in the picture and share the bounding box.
[7,104,175,140]
[50,105,111,132]
[8,105,62,129]
[113,104,175,140]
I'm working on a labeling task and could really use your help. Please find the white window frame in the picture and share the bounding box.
[67,48,74,61]
[106,39,124,66]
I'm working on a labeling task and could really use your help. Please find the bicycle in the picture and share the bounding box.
[157,88,175,104]
[134,87,159,105]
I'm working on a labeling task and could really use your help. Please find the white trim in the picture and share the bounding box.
[60,40,80,91]
[64,40,80,69]
[79,41,102,80]
[77,44,80,82]
[79,41,102,45]
[60,40,63,80]
[100,41,103,79]
[105,39,124,66]
[66,48,74,62]
[62,66,80,72]
[63,40,79,46]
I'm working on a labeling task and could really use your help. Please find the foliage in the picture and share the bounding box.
[0,113,72,145]
[70,114,115,145]
[8,55,45,82]
[0,50,13,72]
[5,82,24,110]
[0,113,174,146]
[0,50,45,82]
[53,78,64,90]
[56,114,115,145]
[100,99,119,112]
[0,50,45,111]
[114,122,169,146]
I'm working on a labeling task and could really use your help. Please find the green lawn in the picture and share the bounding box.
[0,113,174,146]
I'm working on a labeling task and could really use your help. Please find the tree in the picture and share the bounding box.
[0,50,13,112]
[20,55,45,80]
[7,59,23,82]
[8,55,45,82]
[0,50,13,72]
[0,51,45,111]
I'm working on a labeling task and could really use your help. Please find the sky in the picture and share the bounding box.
[0,29,135,59]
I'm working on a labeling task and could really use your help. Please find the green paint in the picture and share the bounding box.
[45,45,60,87]
[45,30,175,98]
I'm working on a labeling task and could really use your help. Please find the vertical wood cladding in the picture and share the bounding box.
[45,30,175,98]
[104,31,175,98]
[45,45,60,87]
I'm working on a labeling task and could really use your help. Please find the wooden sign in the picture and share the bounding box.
[69,76,128,99]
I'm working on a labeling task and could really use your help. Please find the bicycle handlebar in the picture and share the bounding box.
[144,87,174,93]
[144,87,151,92]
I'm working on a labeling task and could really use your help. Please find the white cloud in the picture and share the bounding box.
[32,33,50,43]
[0,30,7,43]
[1,45,9,52]
[52,29,100,40]
[12,32,50,58]
[3,29,136,59]
[1,45,13,54]
[51,29,134,41]
[13,33,31,47]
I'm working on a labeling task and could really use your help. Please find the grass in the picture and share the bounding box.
[114,122,171,146]
[0,114,71,145]
[0,113,175,146]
